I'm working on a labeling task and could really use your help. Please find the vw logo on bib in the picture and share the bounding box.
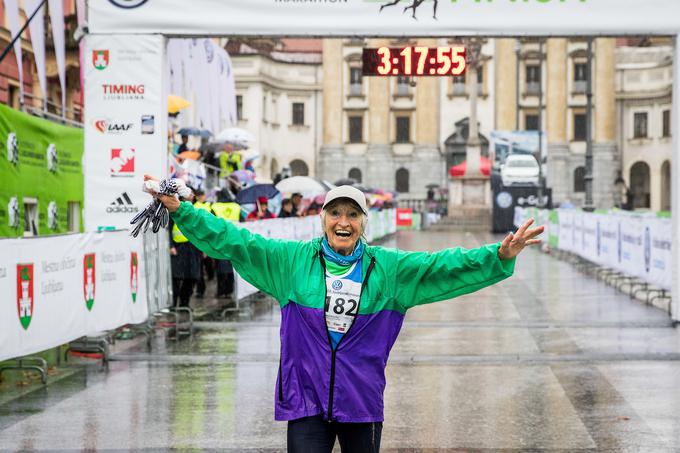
[332,280,343,290]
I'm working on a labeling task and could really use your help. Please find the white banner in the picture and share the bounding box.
[0,231,148,362]
[83,34,167,231]
[88,0,680,36]
[515,208,672,292]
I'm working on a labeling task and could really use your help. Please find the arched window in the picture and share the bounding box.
[661,160,671,212]
[630,161,651,209]
[573,166,586,193]
[348,167,362,183]
[289,159,309,177]
[396,168,409,193]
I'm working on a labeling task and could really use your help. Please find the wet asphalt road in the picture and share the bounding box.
[2,229,680,452]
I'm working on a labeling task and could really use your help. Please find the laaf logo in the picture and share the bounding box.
[110,148,135,177]
[84,254,96,311]
[108,192,139,213]
[102,84,145,101]
[17,264,34,330]
[92,50,109,70]
[93,118,134,134]
[130,252,139,303]
[108,0,148,8]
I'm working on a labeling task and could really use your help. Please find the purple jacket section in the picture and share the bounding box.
[275,301,405,422]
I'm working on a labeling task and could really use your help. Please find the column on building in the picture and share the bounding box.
[593,38,618,208]
[412,38,442,197]
[545,38,570,205]
[319,39,345,178]
[494,39,518,131]
[366,38,392,190]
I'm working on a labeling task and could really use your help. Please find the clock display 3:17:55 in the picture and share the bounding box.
[362,46,467,77]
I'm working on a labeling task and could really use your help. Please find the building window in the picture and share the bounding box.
[67,202,80,233]
[349,67,363,96]
[633,112,648,139]
[395,168,410,193]
[573,113,587,141]
[8,84,20,109]
[452,74,466,95]
[662,110,671,137]
[526,64,541,95]
[348,167,362,183]
[573,166,586,193]
[292,102,305,126]
[289,159,309,176]
[23,198,38,237]
[396,116,410,143]
[573,62,587,93]
[262,94,267,123]
[349,116,363,143]
[396,76,410,96]
[271,96,278,124]
[236,95,243,121]
[525,114,539,131]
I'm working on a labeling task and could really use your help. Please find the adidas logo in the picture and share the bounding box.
[107,192,139,213]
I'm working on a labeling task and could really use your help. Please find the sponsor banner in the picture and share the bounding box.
[88,0,680,36]
[0,230,148,361]
[0,104,84,238]
[514,208,672,292]
[234,210,396,301]
[84,34,167,231]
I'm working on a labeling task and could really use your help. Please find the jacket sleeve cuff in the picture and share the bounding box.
[492,242,516,276]
[170,200,193,221]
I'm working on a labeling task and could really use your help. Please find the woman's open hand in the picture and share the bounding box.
[498,218,544,260]
[144,174,181,213]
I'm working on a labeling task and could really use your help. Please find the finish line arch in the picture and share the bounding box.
[83,0,680,321]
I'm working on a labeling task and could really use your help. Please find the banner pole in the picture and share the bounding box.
[672,35,679,322]
[0,0,47,64]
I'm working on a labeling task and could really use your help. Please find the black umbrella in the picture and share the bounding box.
[178,127,212,138]
[235,184,279,204]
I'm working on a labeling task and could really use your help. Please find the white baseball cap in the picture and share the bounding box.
[322,185,368,215]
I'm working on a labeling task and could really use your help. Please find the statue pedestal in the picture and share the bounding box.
[448,175,491,211]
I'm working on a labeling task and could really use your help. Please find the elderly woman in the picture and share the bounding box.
[157,184,543,453]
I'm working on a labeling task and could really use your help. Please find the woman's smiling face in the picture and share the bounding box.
[322,200,364,256]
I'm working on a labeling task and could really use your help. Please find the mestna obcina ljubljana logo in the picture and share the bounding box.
[17,264,34,330]
[84,254,96,311]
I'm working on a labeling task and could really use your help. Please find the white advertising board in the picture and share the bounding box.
[83,34,167,231]
[88,0,680,36]
[0,231,148,361]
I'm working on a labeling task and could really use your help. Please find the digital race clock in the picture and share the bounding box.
[362,47,467,76]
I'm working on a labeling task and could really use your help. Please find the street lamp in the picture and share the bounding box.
[536,38,545,207]
[515,39,521,131]
[583,37,595,212]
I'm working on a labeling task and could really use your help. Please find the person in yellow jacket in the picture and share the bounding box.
[193,189,213,299]
[219,144,243,179]
[170,190,202,308]
[210,189,241,298]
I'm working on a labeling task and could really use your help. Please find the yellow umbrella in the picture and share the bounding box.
[168,94,191,114]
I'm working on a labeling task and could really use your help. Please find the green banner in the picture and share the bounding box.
[0,104,84,238]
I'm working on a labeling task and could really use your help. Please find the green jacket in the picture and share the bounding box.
[171,201,515,422]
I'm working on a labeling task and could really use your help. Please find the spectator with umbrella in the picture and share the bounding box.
[247,196,277,221]
[177,134,190,154]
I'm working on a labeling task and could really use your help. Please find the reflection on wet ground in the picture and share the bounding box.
[2,229,680,451]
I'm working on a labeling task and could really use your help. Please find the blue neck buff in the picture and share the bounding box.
[321,237,364,266]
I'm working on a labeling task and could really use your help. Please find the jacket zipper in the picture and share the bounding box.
[319,251,376,422]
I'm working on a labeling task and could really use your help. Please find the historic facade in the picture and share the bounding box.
[0,1,82,124]
[228,39,322,180]
[615,45,673,212]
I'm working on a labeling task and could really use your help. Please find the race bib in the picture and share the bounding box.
[325,276,361,334]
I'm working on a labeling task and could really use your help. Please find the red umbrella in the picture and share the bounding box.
[449,155,491,177]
